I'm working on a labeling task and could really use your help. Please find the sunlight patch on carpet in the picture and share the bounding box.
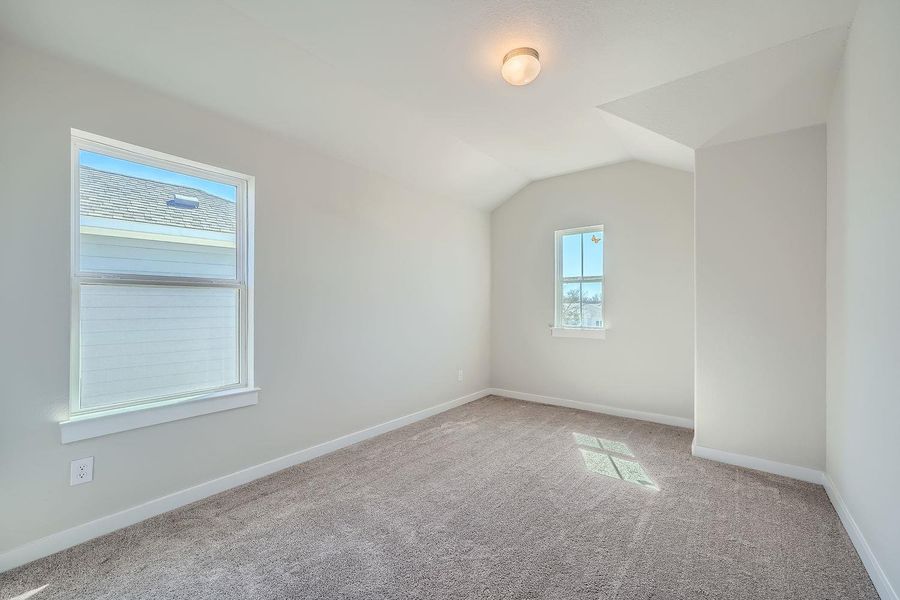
[575,435,655,490]
[7,584,49,600]
[572,433,634,457]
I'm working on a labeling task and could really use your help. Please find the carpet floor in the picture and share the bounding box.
[0,396,878,599]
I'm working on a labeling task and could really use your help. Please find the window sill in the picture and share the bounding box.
[59,387,260,444]
[551,327,607,339]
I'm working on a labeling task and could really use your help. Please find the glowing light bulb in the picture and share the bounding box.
[501,47,540,86]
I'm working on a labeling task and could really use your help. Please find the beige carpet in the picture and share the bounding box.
[0,396,878,599]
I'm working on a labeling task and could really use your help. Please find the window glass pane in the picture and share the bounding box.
[582,231,603,277]
[79,284,239,410]
[582,282,602,328]
[561,233,582,278]
[561,282,581,327]
[78,149,237,279]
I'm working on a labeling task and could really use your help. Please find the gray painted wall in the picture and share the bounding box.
[826,0,900,591]
[491,161,695,421]
[0,39,491,553]
[694,125,826,470]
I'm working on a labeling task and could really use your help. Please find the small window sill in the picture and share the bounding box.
[59,387,260,444]
[551,326,607,339]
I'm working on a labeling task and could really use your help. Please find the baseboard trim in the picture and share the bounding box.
[823,475,897,600]
[0,388,490,574]
[690,446,893,598]
[690,442,824,484]
[487,388,694,429]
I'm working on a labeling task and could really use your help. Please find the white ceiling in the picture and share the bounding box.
[0,0,860,209]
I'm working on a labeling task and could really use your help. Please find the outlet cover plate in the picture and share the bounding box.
[70,456,94,486]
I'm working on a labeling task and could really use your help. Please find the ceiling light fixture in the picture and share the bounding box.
[501,47,540,86]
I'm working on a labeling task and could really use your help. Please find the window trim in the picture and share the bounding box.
[59,386,260,444]
[554,224,605,337]
[551,326,606,339]
[64,129,255,440]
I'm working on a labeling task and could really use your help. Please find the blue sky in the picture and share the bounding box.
[80,150,237,202]
[563,232,603,278]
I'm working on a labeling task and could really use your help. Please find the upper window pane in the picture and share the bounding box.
[561,233,582,278]
[582,231,603,277]
[78,149,238,279]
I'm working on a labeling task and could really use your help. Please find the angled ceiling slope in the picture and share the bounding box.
[600,26,850,150]
[0,0,860,209]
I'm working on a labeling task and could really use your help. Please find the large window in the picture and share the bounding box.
[66,130,254,438]
[554,225,604,338]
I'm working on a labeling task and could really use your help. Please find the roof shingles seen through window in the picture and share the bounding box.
[79,166,236,234]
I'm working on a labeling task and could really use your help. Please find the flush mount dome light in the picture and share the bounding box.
[501,47,540,86]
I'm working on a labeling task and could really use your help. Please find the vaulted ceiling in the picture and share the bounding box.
[0,0,860,209]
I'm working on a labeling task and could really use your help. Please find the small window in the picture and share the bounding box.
[70,130,254,417]
[555,225,604,331]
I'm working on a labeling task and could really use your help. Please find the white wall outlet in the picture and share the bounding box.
[70,456,94,486]
[457,368,464,382]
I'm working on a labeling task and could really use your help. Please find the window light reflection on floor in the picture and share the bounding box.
[572,432,634,457]
[574,433,657,490]
[8,584,49,600]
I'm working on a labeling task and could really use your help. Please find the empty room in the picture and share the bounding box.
[0,1,897,598]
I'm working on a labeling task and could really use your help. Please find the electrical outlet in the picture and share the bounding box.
[70,457,94,486]
[457,368,464,382]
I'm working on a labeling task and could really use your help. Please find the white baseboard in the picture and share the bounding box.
[491,386,893,597]
[690,442,824,484]
[7,389,894,600]
[0,388,490,574]
[823,475,897,600]
[488,387,694,429]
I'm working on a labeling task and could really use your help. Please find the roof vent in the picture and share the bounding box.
[167,194,200,209]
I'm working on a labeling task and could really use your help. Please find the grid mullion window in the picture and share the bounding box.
[555,226,604,330]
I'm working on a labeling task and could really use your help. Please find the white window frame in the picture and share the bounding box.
[552,224,606,339]
[61,129,257,443]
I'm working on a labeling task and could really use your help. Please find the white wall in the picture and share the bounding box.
[491,161,695,422]
[826,0,900,593]
[0,39,491,553]
[694,125,826,470]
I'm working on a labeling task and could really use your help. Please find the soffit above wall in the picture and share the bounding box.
[599,26,850,150]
